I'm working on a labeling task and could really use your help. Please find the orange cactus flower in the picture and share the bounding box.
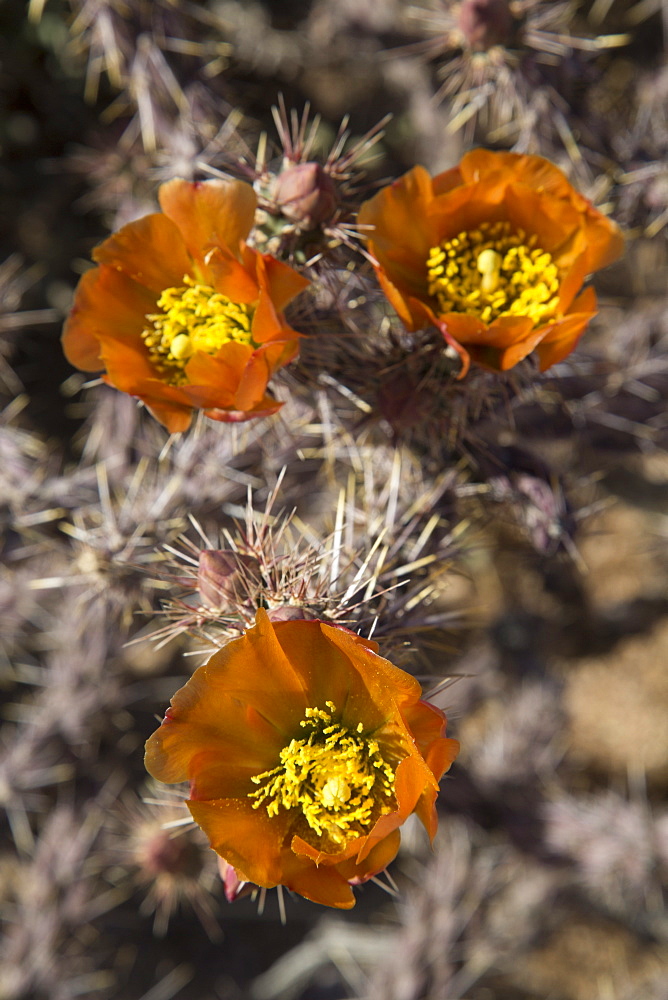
[358,149,624,376]
[145,608,459,909]
[62,179,310,432]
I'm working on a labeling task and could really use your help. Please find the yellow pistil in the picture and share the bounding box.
[141,275,254,386]
[427,221,561,327]
[249,702,396,848]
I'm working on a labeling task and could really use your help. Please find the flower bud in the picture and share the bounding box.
[217,856,254,902]
[266,605,315,622]
[197,549,258,608]
[457,0,514,51]
[137,827,203,879]
[272,162,338,229]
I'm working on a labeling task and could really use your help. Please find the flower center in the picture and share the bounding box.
[249,702,396,847]
[141,275,254,386]
[427,221,561,327]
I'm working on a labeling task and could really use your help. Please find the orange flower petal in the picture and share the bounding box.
[335,829,402,885]
[462,151,624,272]
[205,244,261,304]
[197,609,310,732]
[555,251,590,315]
[98,338,195,432]
[190,800,358,907]
[93,213,192,293]
[187,797,294,888]
[145,613,312,788]
[250,286,299,346]
[358,165,438,295]
[62,265,156,371]
[432,165,464,196]
[534,286,597,370]
[272,618,422,735]
[576,206,624,273]
[460,149,572,200]
[204,395,283,424]
[440,312,496,345]
[254,250,311,312]
[455,316,537,372]
[291,826,402,884]
[231,342,293,412]
[429,184,508,247]
[158,177,257,266]
[503,184,582,258]
[320,622,422,710]
[182,342,254,402]
[269,619,389,729]
[491,316,544,369]
[138,399,193,433]
[100,337,285,431]
[401,700,459,781]
[355,754,439,864]
[457,147,511,185]
[393,751,442,817]
[145,688,284,790]
[375,269,421,331]
[290,832,363,868]
[286,863,356,909]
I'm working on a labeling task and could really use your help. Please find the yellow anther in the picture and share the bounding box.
[427,221,562,328]
[249,703,396,847]
[141,275,254,386]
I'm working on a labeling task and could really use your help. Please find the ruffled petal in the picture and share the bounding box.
[182,341,254,405]
[158,178,257,266]
[286,864,356,909]
[206,245,261,304]
[534,286,598,370]
[203,395,283,423]
[504,184,583,258]
[98,337,195,432]
[464,151,624,272]
[250,286,300,346]
[271,619,422,734]
[428,184,509,248]
[140,399,193,433]
[144,612,312,789]
[61,266,156,371]
[355,754,439,863]
[577,205,624,272]
[145,685,285,789]
[231,341,292,411]
[93,213,192,293]
[270,619,377,725]
[432,165,464,196]
[335,829,402,885]
[358,165,438,295]
[254,250,311,311]
[187,797,295,888]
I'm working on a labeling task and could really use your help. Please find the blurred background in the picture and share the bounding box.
[1,1,667,998]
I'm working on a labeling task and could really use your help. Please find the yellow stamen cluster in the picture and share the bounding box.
[141,275,254,385]
[427,221,561,327]
[249,702,396,847]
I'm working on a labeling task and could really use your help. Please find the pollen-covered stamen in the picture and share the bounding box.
[249,702,396,847]
[141,275,254,386]
[427,221,561,327]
